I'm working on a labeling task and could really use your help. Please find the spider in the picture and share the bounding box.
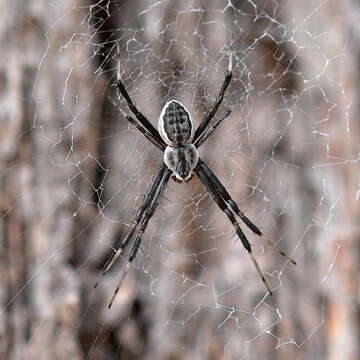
[99,54,296,308]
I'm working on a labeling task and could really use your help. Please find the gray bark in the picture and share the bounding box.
[0,0,359,359]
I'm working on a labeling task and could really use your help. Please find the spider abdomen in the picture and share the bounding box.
[158,100,194,146]
[164,144,199,182]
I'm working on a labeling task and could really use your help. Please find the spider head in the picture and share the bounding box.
[158,100,194,146]
[164,144,199,182]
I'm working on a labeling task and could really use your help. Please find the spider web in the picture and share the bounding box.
[8,0,353,358]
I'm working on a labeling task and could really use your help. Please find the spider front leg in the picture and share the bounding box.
[108,167,172,308]
[198,159,296,265]
[195,162,273,295]
[95,163,167,290]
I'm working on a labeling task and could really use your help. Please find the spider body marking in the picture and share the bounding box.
[158,100,194,145]
[164,144,198,182]
[159,100,199,182]
[99,53,296,309]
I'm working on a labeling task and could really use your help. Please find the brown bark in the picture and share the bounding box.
[0,0,359,359]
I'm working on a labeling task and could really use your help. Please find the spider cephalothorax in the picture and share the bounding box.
[99,54,296,309]
[163,144,198,182]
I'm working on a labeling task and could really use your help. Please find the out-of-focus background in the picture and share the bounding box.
[1,0,359,359]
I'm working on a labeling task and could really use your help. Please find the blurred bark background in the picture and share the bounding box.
[0,0,359,359]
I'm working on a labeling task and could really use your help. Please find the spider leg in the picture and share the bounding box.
[198,159,296,265]
[95,163,168,290]
[116,79,165,147]
[127,116,166,152]
[195,163,273,295]
[193,53,233,142]
[195,110,231,148]
[108,167,172,308]
[115,42,165,147]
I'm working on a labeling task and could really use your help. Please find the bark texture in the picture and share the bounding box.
[0,0,359,359]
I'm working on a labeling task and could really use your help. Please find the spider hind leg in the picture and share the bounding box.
[115,43,165,149]
[193,54,233,142]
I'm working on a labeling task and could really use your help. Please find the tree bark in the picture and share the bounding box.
[0,0,359,359]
